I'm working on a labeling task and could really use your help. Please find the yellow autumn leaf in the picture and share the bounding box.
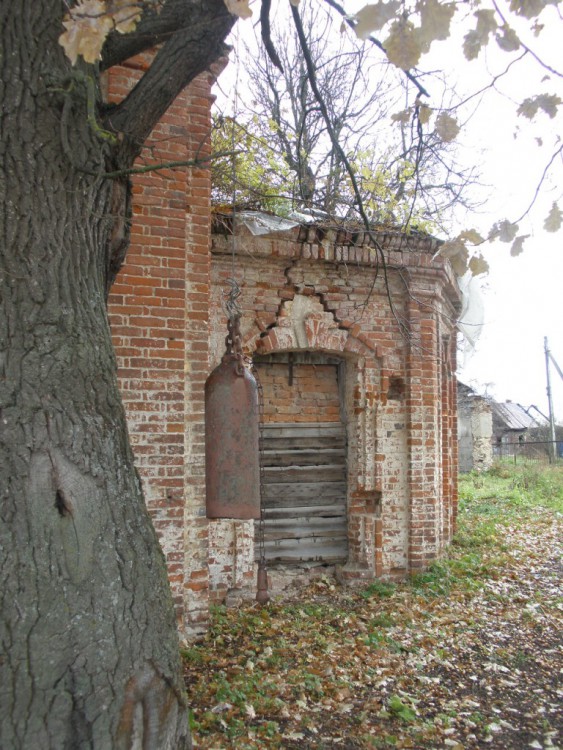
[495,25,520,52]
[475,9,498,36]
[510,234,529,256]
[459,229,484,245]
[497,220,519,242]
[544,202,562,232]
[509,0,548,19]
[469,254,489,276]
[418,0,456,45]
[450,247,469,276]
[517,98,539,119]
[391,109,412,124]
[59,0,113,65]
[112,0,143,34]
[462,30,479,61]
[438,238,466,259]
[517,94,562,119]
[435,112,460,142]
[353,2,401,39]
[418,104,432,125]
[224,0,253,19]
[463,9,497,60]
[532,20,544,35]
[384,19,423,70]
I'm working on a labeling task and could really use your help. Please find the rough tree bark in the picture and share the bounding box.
[0,1,234,747]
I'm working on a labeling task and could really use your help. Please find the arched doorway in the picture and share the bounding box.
[253,351,348,567]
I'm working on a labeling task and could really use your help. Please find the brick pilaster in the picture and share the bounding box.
[107,62,216,636]
[406,281,441,571]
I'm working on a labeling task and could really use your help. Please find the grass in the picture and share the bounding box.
[459,461,563,516]
[360,580,396,599]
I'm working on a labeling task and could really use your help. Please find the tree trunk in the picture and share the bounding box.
[0,4,193,747]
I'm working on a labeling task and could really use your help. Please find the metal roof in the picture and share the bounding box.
[491,401,540,431]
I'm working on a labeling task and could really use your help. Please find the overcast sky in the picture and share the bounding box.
[458,244,563,421]
[442,7,563,420]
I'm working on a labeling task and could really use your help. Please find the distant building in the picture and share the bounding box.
[457,382,493,472]
[491,400,544,445]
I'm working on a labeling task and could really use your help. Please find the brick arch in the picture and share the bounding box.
[243,293,382,362]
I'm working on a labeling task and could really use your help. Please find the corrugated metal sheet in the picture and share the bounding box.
[492,402,537,431]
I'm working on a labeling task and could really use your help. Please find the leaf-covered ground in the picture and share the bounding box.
[184,464,563,749]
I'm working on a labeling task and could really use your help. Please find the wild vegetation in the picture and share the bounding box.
[184,463,563,749]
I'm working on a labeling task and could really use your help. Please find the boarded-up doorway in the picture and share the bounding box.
[253,352,348,566]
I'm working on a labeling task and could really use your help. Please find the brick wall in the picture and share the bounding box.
[257,361,341,423]
[107,63,462,635]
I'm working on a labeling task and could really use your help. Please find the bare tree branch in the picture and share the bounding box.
[513,144,563,225]
[239,4,407,214]
[101,0,232,70]
[322,0,431,98]
[260,0,284,72]
[447,52,527,112]
[102,17,233,165]
[102,149,242,179]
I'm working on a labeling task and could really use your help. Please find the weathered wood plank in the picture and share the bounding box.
[262,422,346,451]
[263,537,346,549]
[264,493,346,509]
[261,504,346,519]
[257,420,348,565]
[261,448,346,467]
[263,486,347,508]
[262,435,346,445]
[263,480,346,494]
[263,539,347,553]
[262,421,344,430]
[258,542,348,564]
[263,554,347,565]
[264,464,346,483]
[263,499,346,512]
[262,436,346,450]
[262,423,345,438]
[264,518,346,540]
[261,516,346,531]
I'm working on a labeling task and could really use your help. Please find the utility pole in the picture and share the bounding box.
[545,336,557,462]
